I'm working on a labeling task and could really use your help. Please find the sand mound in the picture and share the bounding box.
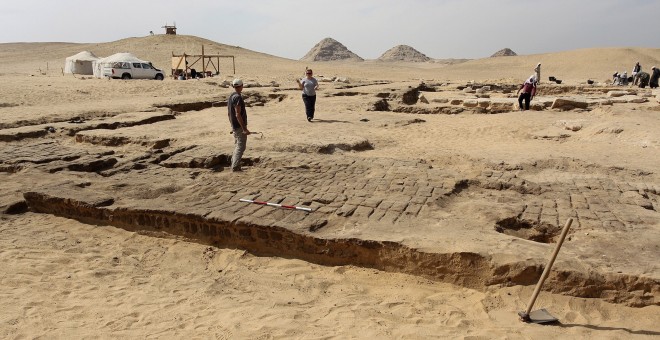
[378,45,430,62]
[300,37,364,62]
[491,48,517,57]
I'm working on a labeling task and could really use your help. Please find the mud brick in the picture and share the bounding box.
[617,183,637,192]
[362,197,384,208]
[589,204,609,212]
[576,209,598,220]
[378,199,395,210]
[327,200,345,208]
[316,206,338,214]
[345,197,364,206]
[401,186,417,196]
[404,203,422,215]
[521,212,539,222]
[326,186,344,194]
[555,197,571,208]
[380,210,401,224]
[369,209,387,221]
[315,193,338,204]
[336,204,357,217]
[353,181,368,190]
[352,206,374,219]
[571,201,589,209]
[501,172,516,181]
[390,200,409,212]
[556,206,573,218]
[524,205,542,214]
[404,179,417,186]
[542,199,557,208]
[632,183,648,191]
[540,214,558,226]
[388,185,404,193]
[416,186,434,197]
[483,180,504,190]
[602,220,625,230]
[594,211,617,221]
[616,213,642,224]
[410,196,427,205]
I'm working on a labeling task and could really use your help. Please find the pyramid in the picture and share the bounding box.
[300,37,364,62]
[491,48,517,57]
[378,45,430,62]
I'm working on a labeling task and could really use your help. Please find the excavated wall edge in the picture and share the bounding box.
[23,191,659,307]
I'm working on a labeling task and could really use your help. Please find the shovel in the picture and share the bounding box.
[518,218,573,324]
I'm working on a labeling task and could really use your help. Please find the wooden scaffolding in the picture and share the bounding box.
[171,45,235,78]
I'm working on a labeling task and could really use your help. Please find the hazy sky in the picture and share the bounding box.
[2,0,658,60]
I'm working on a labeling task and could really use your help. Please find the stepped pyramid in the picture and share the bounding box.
[300,37,364,62]
[378,45,430,62]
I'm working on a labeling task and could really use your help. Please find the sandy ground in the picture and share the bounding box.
[2,213,659,339]
[1,35,659,338]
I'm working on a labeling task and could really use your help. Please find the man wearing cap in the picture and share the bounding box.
[228,78,250,172]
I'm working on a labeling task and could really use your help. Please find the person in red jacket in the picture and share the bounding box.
[517,75,537,111]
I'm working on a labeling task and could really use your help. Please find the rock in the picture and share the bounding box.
[551,98,588,110]
[431,98,449,104]
[450,99,463,105]
[627,97,648,104]
[463,100,478,108]
[607,91,630,97]
[463,88,475,94]
[477,99,490,108]
[418,94,429,104]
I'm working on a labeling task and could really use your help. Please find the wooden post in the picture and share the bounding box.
[202,45,206,74]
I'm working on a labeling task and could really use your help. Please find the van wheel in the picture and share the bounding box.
[155,74,164,81]
[121,73,131,80]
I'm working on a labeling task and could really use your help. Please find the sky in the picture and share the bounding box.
[2,0,659,60]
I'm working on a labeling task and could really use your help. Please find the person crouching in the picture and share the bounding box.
[517,75,537,111]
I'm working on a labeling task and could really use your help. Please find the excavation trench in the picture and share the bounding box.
[22,191,659,307]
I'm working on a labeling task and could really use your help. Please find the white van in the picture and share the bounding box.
[103,62,164,80]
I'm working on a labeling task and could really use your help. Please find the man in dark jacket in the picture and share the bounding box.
[650,66,660,89]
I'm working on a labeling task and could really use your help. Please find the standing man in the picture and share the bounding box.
[296,68,319,122]
[534,63,541,84]
[228,78,250,172]
[632,61,642,86]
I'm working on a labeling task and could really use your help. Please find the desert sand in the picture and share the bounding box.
[1,35,659,339]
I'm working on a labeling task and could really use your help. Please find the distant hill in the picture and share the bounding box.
[491,48,517,57]
[378,45,430,62]
[300,38,363,62]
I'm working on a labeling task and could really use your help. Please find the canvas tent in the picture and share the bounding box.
[64,51,99,75]
[92,52,149,78]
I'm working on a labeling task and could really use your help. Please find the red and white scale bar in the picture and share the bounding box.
[239,199,312,212]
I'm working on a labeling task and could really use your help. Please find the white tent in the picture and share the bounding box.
[92,52,148,78]
[64,51,99,75]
